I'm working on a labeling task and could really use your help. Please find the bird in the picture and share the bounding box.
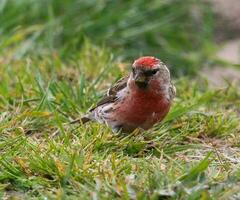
[80,56,176,133]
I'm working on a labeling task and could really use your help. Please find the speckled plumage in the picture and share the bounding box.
[82,56,176,133]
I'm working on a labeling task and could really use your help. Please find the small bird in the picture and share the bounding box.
[81,56,176,133]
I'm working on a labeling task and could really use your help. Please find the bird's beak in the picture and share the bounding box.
[134,72,148,89]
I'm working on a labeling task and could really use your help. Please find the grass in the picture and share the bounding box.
[0,43,240,199]
[0,0,215,76]
[1,1,240,199]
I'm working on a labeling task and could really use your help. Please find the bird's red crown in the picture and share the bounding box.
[133,56,160,68]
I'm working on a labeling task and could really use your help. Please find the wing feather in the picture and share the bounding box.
[89,76,128,112]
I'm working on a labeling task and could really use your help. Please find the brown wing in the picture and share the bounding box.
[89,75,129,112]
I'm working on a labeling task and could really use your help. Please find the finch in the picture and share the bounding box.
[81,56,176,133]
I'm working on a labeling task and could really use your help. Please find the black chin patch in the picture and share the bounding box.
[135,81,148,89]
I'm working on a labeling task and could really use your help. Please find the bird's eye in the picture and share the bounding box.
[151,69,159,75]
[144,69,159,76]
[132,68,136,74]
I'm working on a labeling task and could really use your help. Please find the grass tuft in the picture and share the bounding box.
[0,44,239,198]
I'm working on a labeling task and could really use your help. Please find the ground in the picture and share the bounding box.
[0,44,240,199]
[1,1,240,199]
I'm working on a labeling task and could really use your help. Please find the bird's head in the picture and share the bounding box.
[131,56,170,89]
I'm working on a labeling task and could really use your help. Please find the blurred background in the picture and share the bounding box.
[1,1,240,199]
[0,0,239,81]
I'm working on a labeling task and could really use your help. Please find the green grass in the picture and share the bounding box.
[0,0,215,76]
[0,43,240,199]
[0,1,240,199]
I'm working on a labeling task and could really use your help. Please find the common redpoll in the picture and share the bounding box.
[81,56,176,133]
